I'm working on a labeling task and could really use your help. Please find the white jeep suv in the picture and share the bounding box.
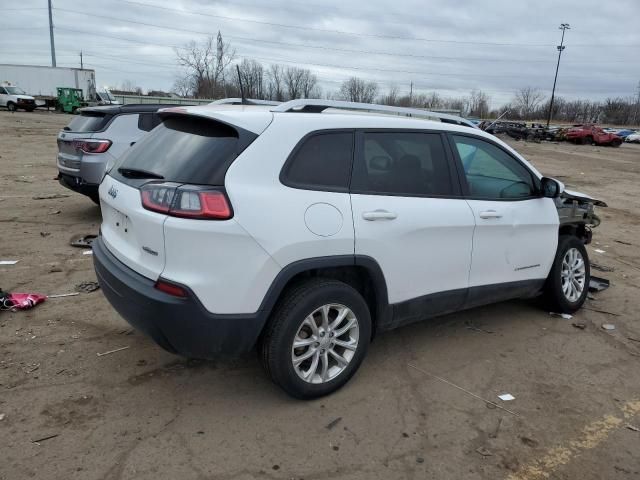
[93,100,605,399]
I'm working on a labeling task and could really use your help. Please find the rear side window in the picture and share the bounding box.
[138,113,162,132]
[351,132,454,196]
[281,132,354,191]
[112,115,241,185]
[65,113,111,132]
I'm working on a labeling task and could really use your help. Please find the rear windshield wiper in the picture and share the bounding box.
[118,167,164,179]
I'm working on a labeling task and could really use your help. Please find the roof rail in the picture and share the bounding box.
[209,98,282,106]
[271,99,477,129]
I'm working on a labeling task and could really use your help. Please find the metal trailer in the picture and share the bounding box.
[0,64,96,101]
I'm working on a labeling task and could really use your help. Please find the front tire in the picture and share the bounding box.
[543,235,590,313]
[260,278,371,399]
[7,102,16,112]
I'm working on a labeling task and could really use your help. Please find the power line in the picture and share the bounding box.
[47,11,637,67]
[109,0,640,48]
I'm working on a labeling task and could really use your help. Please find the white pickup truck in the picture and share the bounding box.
[0,83,37,111]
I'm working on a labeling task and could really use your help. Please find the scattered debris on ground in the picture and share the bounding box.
[70,234,97,248]
[76,281,100,293]
[32,193,70,200]
[589,276,610,292]
[96,346,130,357]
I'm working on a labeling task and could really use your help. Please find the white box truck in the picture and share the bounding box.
[0,64,97,99]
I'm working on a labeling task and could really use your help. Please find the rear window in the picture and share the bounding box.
[112,115,240,186]
[65,113,111,132]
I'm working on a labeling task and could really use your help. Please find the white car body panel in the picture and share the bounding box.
[351,195,475,303]
[161,217,281,314]
[99,177,167,280]
[466,197,559,286]
[225,118,354,267]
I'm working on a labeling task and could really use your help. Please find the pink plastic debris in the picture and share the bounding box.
[3,293,47,311]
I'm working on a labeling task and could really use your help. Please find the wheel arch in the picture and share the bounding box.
[558,223,592,244]
[257,255,391,339]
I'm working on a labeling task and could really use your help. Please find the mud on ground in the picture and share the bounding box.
[1,111,640,480]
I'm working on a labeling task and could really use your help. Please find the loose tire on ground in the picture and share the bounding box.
[543,235,590,313]
[260,278,371,399]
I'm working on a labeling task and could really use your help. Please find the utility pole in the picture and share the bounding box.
[48,0,56,67]
[80,51,83,69]
[409,81,413,106]
[546,23,570,128]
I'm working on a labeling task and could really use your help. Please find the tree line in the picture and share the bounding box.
[172,33,640,126]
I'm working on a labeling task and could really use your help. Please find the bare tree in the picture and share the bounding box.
[422,91,442,109]
[172,75,193,97]
[120,79,142,94]
[468,89,490,118]
[175,32,235,99]
[381,85,399,105]
[266,64,285,101]
[235,59,265,98]
[301,70,318,98]
[339,77,378,103]
[513,87,545,120]
[282,66,306,99]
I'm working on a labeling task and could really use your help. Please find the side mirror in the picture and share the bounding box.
[540,177,563,198]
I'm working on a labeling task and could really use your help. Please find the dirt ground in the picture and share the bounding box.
[1,110,639,480]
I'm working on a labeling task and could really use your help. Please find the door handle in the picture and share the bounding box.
[479,210,502,219]
[362,210,397,221]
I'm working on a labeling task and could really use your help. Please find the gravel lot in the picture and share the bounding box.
[1,110,639,480]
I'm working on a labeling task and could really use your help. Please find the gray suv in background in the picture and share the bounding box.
[56,104,184,204]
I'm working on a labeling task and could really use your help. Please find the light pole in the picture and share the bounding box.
[48,0,56,67]
[546,23,570,128]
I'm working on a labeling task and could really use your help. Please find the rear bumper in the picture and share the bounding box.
[58,173,99,199]
[92,236,266,358]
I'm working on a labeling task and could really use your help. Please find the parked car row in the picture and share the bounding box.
[478,120,638,147]
[57,99,606,398]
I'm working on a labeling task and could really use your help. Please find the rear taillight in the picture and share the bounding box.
[154,278,188,297]
[140,183,233,220]
[73,139,112,154]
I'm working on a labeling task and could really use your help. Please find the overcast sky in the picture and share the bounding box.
[2,0,639,107]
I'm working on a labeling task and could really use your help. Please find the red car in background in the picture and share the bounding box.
[566,124,623,147]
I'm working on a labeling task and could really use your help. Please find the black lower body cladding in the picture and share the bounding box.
[92,236,266,358]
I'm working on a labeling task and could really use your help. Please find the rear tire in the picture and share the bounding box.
[611,138,622,147]
[7,102,16,112]
[583,136,593,145]
[260,278,371,399]
[543,235,590,313]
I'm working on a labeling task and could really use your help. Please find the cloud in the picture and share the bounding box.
[2,0,639,106]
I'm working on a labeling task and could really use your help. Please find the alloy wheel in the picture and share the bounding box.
[291,304,359,384]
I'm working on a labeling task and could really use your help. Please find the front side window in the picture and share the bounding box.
[351,132,454,196]
[281,132,354,191]
[452,135,536,200]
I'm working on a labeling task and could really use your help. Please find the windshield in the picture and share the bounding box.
[5,86,26,95]
[99,90,116,101]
